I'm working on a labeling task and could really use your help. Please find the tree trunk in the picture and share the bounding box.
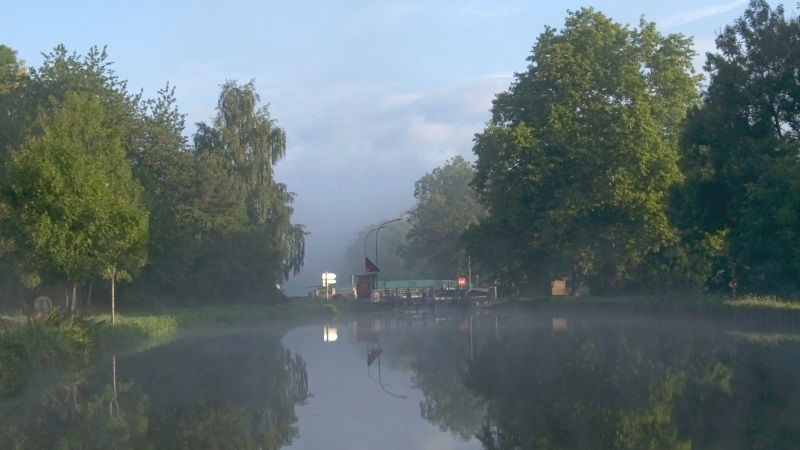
[86,283,93,307]
[109,267,117,324]
[69,283,77,313]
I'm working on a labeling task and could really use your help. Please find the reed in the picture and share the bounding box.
[723,294,800,311]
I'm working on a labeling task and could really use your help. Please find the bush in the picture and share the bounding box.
[0,310,101,396]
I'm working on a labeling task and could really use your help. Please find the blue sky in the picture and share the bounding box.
[3,0,751,293]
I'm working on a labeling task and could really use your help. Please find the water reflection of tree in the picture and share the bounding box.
[0,331,310,450]
[454,318,800,450]
[393,322,488,440]
[0,358,151,449]
[132,334,309,450]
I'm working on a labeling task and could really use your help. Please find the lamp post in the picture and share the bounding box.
[364,226,382,262]
[375,218,402,265]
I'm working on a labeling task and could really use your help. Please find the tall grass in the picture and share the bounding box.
[156,302,339,327]
[90,314,178,351]
[0,310,100,396]
[723,294,800,311]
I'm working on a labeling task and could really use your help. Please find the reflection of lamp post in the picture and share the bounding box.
[366,345,406,399]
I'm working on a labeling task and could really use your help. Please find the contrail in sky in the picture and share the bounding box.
[658,0,748,28]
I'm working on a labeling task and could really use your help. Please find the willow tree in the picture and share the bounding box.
[193,80,305,298]
[466,9,702,294]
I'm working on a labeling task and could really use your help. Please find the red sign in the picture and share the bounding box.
[457,277,467,287]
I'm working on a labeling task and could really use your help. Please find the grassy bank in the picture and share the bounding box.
[0,312,99,396]
[495,293,800,315]
[0,300,341,396]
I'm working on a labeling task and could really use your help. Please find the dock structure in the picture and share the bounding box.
[310,277,499,307]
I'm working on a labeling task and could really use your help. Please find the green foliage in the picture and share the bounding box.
[0,45,307,307]
[177,79,307,302]
[724,294,800,311]
[675,0,800,295]
[1,91,148,312]
[399,155,484,279]
[0,45,26,94]
[468,9,701,294]
[0,310,100,396]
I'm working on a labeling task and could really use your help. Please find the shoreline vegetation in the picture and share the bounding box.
[0,299,339,396]
[2,292,800,397]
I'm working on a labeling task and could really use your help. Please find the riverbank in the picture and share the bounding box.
[489,293,800,314]
[0,300,341,396]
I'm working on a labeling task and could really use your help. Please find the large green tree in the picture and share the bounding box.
[0,45,152,310]
[467,9,702,294]
[192,80,306,300]
[1,91,148,314]
[676,0,800,294]
[399,155,484,279]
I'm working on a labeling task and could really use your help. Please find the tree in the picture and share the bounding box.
[193,80,306,300]
[675,0,800,294]
[0,45,26,94]
[0,45,152,310]
[342,220,413,280]
[467,9,702,294]
[0,45,136,165]
[0,46,30,308]
[1,91,148,314]
[399,156,484,279]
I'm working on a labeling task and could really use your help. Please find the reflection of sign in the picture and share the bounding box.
[367,349,382,366]
[552,318,568,332]
[34,296,52,313]
[457,277,466,287]
[323,326,338,342]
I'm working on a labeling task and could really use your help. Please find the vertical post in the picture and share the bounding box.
[375,218,403,265]
[468,255,472,292]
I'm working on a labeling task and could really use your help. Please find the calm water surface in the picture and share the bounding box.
[3,307,800,449]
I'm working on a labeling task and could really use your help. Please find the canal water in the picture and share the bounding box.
[3,307,800,449]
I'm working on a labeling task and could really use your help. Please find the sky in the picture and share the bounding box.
[2,0,751,294]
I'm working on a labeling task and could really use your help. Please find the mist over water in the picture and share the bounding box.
[3,306,800,449]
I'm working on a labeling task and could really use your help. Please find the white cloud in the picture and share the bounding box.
[409,117,454,145]
[658,0,748,29]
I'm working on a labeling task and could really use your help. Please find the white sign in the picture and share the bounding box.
[322,272,337,287]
